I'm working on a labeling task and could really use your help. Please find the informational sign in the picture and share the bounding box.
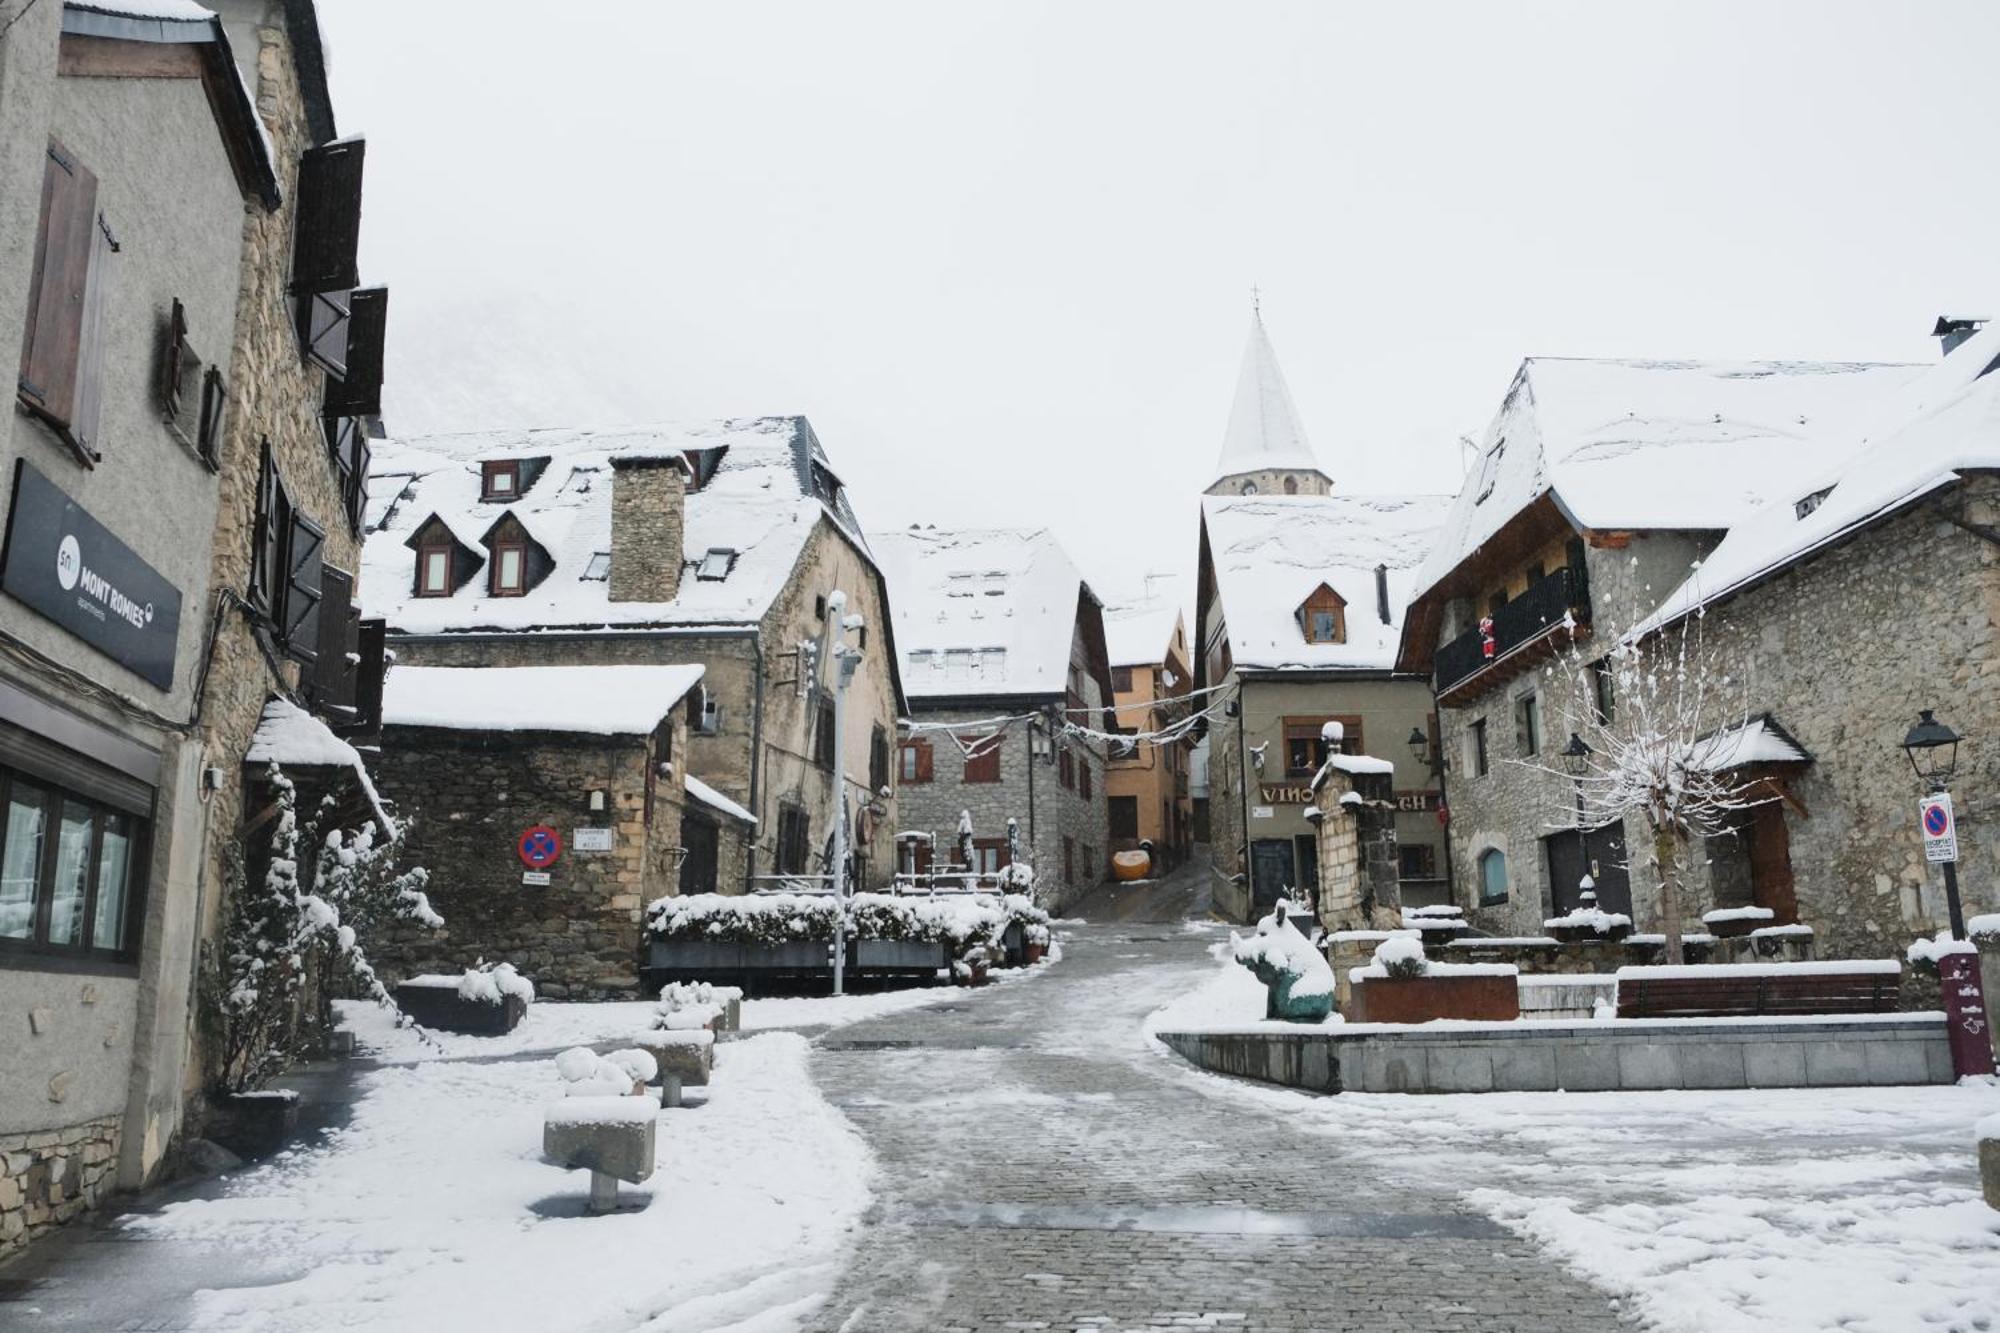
[1258,785,1313,805]
[1939,951,1995,1077]
[517,824,563,869]
[1250,805,1274,820]
[1393,790,1441,813]
[521,871,552,887]
[573,827,614,853]
[1921,793,1958,863]
[1,461,182,688]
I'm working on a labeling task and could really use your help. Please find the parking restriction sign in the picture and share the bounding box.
[1920,792,1958,863]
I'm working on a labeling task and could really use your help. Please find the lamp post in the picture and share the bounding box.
[1561,732,1592,909]
[1902,708,1967,939]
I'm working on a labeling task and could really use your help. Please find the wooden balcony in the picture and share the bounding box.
[1435,568,1590,705]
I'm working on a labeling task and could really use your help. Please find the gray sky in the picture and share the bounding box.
[322,0,2000,619]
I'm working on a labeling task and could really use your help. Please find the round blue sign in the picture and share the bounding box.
[1924,804,1950,837]
[518,824,562,869]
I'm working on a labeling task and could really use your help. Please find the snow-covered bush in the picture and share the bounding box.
[205,762,440,1094]
[1970,914,2000,947]
[1907,928,1979,976]
[1371,934,1429,979]
[647,892,841,944]
[456,960,534,1007]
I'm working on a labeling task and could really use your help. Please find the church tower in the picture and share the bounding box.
[1204,308,1333,497]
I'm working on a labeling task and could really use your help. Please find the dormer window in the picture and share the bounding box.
[1794,487,1832,520]
[482,460,519,501]
[491,536,526,596]
[416,540,453,597]
[696,548,737,582]
[1297,583,1346,645]
[582,551,611,581]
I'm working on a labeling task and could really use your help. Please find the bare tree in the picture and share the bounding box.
[1516,590,1769,964]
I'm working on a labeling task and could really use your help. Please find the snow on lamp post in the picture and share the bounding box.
[1903,708,1995,1077]
[1561,732,1593,908]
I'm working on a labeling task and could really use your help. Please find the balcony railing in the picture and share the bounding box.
[1435,567,1589,699]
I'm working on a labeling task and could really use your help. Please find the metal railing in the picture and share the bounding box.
[1435,567,1587,695]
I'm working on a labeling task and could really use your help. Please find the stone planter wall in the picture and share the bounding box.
[0,1113,120,1260]
[1347,973,1520,1024]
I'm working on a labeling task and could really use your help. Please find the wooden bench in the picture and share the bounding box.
[1615,963,1900,1020]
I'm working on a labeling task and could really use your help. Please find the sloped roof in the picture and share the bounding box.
[1639,325,2000,635]
[1411,357,1927,603]
[872,526,1098,699]
[1212,312,1328,487]
[1102,600,1183,669]
[381,664,706,735]
[361,417,868,634]
[1202,493,1451,672]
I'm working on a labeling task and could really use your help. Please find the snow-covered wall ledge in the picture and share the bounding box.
[1158,1013,1954,1095]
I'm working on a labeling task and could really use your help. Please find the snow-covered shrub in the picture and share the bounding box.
[456,960,534,1007]
[1371,934,1429,979]
[205,762,440,1094]
[1542,907,1635,935]
[655,980,741,1031]
[647,892,841,945]
[1970,914,2000,947]
[1907,928,1979,975]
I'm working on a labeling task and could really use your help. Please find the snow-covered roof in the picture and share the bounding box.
[1411,357,1927,602]
[1688,715,1812,772]
[1639,325,2000,634]
[1102,600,1182,669]
[1211,312,1328,487]
[1202,493,1452,671]
[243,699,393,833]
[871,526,1097,699]
[685,774,756,825]
[381,664,705,735]
[362,417,869,634]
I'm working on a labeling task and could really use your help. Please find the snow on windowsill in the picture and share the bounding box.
[1702,906,1778,924]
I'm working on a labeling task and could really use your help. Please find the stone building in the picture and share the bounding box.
[370,664,707,997]
[1193,312,1452,922]
[362,417,905,896]
[1101,599,1194,869]
[0,0,384,1256]
[871,526,1114,912]
[1393,341,1994,958]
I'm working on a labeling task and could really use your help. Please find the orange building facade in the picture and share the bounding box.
[1103,605,1195,872]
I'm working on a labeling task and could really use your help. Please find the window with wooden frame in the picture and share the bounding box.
[899,740,933,784]
[290,138,364,367]
[1399,844,1439,880]
[0,763,148,966]
[1111,666,1133,693]
[813,700,836,772]
[869,726,889,792]
[1296,584,1347,645]
[962,735,1001,785]
[1469,717,1490,777]
[416,538,453,597]
[1514,692,1541,756]
[19,140,114,463]
[775,805,811,876]
[1283,716,1362,777]
[323,413,369,534]
[1059,748,1074,790]
[246,445,327,664]
[970,837,1010,877]
[489,535,527,596]
[1109,795,1139,839]
[481,459,520,502]
[1078,759,1092,799]
[323,286,386,416]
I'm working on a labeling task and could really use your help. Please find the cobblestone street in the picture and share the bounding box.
[806,867,1626,1333]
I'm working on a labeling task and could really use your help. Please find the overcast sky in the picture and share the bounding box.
[322,0,2000,619]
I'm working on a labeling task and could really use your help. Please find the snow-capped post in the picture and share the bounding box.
[1006,815,1020,867]
[957,809,975,887]
[825,590,863,996]
[1901,710,1994,1077]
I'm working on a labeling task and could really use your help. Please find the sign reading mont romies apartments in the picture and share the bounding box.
[1,461,182,689]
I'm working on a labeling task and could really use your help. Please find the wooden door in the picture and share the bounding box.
[1251,839,1295,915]
[679,813,719,895]
[1745,801,1798,922]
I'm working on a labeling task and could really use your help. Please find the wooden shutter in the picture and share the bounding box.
[18,141,99,441]
[347,619,386,735]
[291,139,365,294]
[298,288,350,376]
[282,512,325,662]
[67,212,115,460]
[324,286,386,416]
[310,567,356,713]
[917,740,933,782]
[248,442,283,613]
[196,366,227,469]
[159,298,203,442]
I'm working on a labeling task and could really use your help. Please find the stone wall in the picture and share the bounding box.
[370,719,686,999]
[1309,764,1400,932]
[0,1114,120,1260]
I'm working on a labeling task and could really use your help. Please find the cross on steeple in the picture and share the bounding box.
[1250,283,1261,315]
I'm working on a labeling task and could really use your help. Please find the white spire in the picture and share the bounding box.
[1212,309,1326,489]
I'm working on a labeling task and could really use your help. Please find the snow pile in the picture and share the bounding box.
[243,699,396,835]
[382,664,705,735]
[451,961,534,1007]
[553,1045,650,1097]
[1406,904,1465,919]
[1230,906,1335,999]
[647,892,840,944]
[1543,907,1635,934]
[1372,934,1429,977]
[1702,905,1776,925]
[1748,923,1816,940]
[1978,1112,2000,1144]
[1403,905,1468,933]
[1970,913,2000,944]
[543,1095,656,1129]
[656,981,741,1031]
[1350,935,1518,982]
[1908,930,1979,967]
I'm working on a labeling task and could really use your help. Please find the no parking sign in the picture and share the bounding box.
[1920,793,1958,864]
[518,824,563,870]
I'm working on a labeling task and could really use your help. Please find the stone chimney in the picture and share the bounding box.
[609,456,687,603]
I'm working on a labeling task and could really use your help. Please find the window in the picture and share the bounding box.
[1795,487,1832,520]
[1488,589,1508,617]
[1591,658,1615,722]
[323,286,386,417]
[490,539,526,596]
[963,736,1000,784]
[970,838,1010,877]
[1059,748,1074,789]
[814,701,836,772]
[417,542,452,597]
[1079,760,1092,799]
[19,140,113,462]
[1109,795,1139,839]
[775,805,811,876]
[1063,835,1075,883]
[582,551,611,582]
[248,446,326,664]
[870,725,889,792]
[0,766,146,963]
[161,299,227,468]
[1515,693,1540,756]
[482,460,519,500]
[1398,845,1439,880]
[1284,717,1361,777]
[1283,476,1298,494]
[899,739,933,784]
[696,549,737,581]
[1111,667,1133,693]
[1472,438,1505,505]
[323,414,368,534]
[1478,848,1509,905]
[1297,584,1346,645]
[291,137,364,306]
[1469,718,1490,777]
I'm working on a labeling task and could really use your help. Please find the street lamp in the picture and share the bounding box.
[1561,732,1592,910]
[1903,709,1969,939]
[1407,726,1446,775]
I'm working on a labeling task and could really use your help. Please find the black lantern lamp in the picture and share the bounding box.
[1406,726,1428,767]
[1902,709,1961,790]
[1561,732,1592,777]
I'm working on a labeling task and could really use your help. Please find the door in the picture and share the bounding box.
[1546,822,1631,916]
[1745,800,1798,922]
[679,813,720,895]
[1250,839,1295,916]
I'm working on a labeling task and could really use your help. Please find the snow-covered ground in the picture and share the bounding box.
[1150,952,2000,1333]
[129,1033,867,1331]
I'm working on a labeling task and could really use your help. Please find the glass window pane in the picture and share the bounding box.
[49,802,94,947]
[499,547,522,589]
[92,813,132,951]
[423,550,448,591]
[1,785,47,940]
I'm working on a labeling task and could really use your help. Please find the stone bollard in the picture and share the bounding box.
[543,1097,656,1214]
[1977,928,2000,1069]
[633,1030,715,1087]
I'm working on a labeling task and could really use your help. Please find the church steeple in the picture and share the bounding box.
[1206,306,1332,497]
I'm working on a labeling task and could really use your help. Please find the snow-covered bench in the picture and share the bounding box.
[1614,961,1900,1020]
[543,1097,656,1213]
[632,1029,715,1088]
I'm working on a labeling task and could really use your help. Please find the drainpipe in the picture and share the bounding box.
[1025,712,1038,870]
[1235,678,1253,919]
[745,634,765,894]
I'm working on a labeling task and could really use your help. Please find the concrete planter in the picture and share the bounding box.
[219,1091,300,1161]
[393,982,528,1035]
[1348,973,1520,1024]
[648,939,744,973]
[1546,923,1632,945]
[856,938,949,974]
[1024,941,1046,965]
[742,940,834,972]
